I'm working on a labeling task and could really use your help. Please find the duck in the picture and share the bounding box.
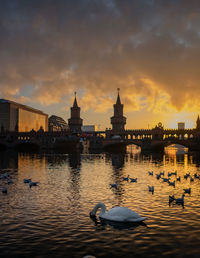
[123,175,129,181]
[168,180,175,187]
[110,183,118,189]
[169,195,175,202]
[90,203,147,222]
[2,186,7,194]
[148,171,153,176]
[156,174,161,180]
[29,181,39,188]
[148,186,154,193]
[171,171,177,176]
[162,177,169,183]
[160,171,165,176]
[176,176,181,182]
[7,178,13,184]
[175,194,185,204]
[24,178,31,183]
[184,173,190,179]
[190,177,194,182]
[184,188,191,194]
[130,178,137,182]
[0,173,9,179]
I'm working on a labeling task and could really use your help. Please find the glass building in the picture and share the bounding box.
[48,115,68,131]
[0,99,48,132]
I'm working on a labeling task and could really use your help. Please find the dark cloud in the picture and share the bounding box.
[0,0,200,113]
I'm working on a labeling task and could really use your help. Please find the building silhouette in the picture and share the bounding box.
[196,115,200,130]
[111,88,126,132]
[0,99,48,132]
[68,92,83,133]
[48,115,68,131]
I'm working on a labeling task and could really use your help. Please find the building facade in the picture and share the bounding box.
[110,89,126,132]
[48,115,68,132]
[68,93,83,133]
[178,122,185,130]
[81,125,97,132]
[0,99,48,132]
[196,115,200,130]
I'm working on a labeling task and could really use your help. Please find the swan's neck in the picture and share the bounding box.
[90,203,106,216]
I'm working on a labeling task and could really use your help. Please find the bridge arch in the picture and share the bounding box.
[0,143,7,151]
[163,142,190,149]
[15,142,40,152]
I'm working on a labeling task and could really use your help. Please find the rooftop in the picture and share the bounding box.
[0,99,48,116]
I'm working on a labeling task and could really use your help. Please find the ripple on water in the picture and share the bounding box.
[1,151,200,257]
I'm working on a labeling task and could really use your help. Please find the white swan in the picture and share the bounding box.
[90,203,147,222]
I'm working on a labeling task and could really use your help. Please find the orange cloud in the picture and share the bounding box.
[1,0,200,129]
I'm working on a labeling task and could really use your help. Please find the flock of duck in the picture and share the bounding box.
[1,167,198,224]
[89,169,200,223]
[109,170,197,207]
[0,171,39,194]
[146,170,196,206]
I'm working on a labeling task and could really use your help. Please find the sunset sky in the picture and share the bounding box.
[1,0,200,130]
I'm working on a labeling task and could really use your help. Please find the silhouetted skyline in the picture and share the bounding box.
[0,0,200,129]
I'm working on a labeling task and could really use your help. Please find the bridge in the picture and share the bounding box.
[90,137,199,152]
[0,131,80,152]
[1,125,200,152]
[92,126,200,151]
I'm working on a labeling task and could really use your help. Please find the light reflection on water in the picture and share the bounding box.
[0,146,200,257]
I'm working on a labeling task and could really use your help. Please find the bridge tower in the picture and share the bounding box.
[111,88,126,132]
[68,92,83,133]
[196,115,200,130]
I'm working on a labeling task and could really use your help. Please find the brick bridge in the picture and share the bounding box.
[1,126,200,152]
[93,127,200,151]
[0,131,80,151]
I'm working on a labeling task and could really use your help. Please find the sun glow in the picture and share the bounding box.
[165,112,196,129]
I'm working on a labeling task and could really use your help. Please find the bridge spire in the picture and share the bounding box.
[116,88,121,105]
[196,115,200,130]
[68,92,83,133]
[73,91,78,108]
[111,89,126,132]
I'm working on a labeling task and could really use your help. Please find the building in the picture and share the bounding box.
[0,99,48,132]
[48,115,68,132]
[68,92,83,133]
[110,88,126,131]
[196,115,200,130]
[178,122,185,130]
[81,125,97,132]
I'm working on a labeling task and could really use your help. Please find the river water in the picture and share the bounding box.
[1,145,200,258]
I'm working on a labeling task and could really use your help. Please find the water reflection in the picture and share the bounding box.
[90,214,147,230]
[0,150,18,169]
[69,152,81,169]
[165,144,188,155]
[1,147,200,257]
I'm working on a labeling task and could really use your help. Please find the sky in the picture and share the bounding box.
[0,0,200,130]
